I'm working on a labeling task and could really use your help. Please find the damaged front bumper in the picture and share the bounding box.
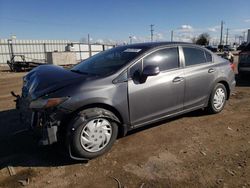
[12,91,67,146]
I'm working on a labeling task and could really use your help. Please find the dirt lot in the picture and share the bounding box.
[0,69,249,188]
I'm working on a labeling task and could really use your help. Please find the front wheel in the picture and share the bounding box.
[70,108,118,159]
[206,83,227,114]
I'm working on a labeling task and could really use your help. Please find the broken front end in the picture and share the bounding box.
[12,89,69,145]
[12,65,82,146]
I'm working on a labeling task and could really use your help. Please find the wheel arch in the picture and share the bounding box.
[75,103,123,123]
[205,79,231,107]
[217,80,230,100]
[70,103,127,137]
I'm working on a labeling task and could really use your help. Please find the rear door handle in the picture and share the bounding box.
[208,68,215,73]
[172,77,184,83]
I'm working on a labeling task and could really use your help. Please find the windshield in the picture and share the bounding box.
[72,46,148,76]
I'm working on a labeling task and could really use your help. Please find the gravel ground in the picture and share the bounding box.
[0,69,249,188]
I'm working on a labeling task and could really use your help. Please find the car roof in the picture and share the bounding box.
[121,41,197,49]
[241,43,250,52]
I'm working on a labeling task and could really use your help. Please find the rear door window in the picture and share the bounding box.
[205,51,213,62]
[183,47,207,66]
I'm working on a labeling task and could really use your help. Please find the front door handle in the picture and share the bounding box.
[208,68,215,73]
[172,77,184,83]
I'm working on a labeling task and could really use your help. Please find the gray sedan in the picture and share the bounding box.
[15,42,236,160]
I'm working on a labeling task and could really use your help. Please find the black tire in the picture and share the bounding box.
[70,108,118,159]
[207,83,227,114]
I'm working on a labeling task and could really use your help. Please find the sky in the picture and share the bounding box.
[0,0,250,44]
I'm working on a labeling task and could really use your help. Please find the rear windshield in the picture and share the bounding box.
[72,46,149,76]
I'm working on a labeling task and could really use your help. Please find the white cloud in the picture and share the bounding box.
[208,25,220,32]
[127,35,151,43]
[244,19,250,23]
[180,25,193,30]
[231,28,248,33]
[132,36,137,40]
[174,25,196,42]
[155,33,164,41]
[105,39,115,44]
[136,36,146,42]
[174,32,195,42]
[179,25,193,32]
[95,39,104,44]
[94,38,117,45]
[80,37,93,43]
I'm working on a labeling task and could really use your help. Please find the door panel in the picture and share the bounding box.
[128,69,184,126]
[181,47,217,109]
[183,63,217,109]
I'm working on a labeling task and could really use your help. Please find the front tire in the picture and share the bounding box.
[207,83,227,114]
[70,108,118,159]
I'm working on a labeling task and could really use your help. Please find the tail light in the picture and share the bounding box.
[229,62,235,71]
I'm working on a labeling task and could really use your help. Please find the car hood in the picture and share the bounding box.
[23,65,93,100]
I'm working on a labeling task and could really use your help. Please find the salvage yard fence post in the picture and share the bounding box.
[0,39,115,65]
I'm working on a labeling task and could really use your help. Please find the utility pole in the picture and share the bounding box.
[225,28,229,45]
[234,35,237,44]
[150,24,154,42]
[87,34,90,44]
[171,30,174,42]
[219,21,224,45]
[242,31,246,42]
[129,36,132,44]
[87,34,92,57]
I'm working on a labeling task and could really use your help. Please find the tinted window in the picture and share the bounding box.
[143,48,179,71]
[129,59,142,77]
[183,47,206,66]
[205,51,212,62]
[72,46,149,76]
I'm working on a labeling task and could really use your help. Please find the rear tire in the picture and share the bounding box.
[70,108,118,159]
[206,83,227,114]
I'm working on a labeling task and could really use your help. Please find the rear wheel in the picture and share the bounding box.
[207,83,227,114]
[70,108,118,159]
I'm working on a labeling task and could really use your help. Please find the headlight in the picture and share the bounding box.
[29,97,69,109]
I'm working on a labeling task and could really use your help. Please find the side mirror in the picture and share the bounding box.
[142,65,160,77]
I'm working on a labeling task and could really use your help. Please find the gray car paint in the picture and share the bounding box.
[128,46,185,126]
[34,42,235,132]
[127,45,235,128]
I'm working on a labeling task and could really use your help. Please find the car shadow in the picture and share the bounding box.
[0,106,222,169]
[127,109,207,136]
[0,109,84,169]
[0,70,11,73]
